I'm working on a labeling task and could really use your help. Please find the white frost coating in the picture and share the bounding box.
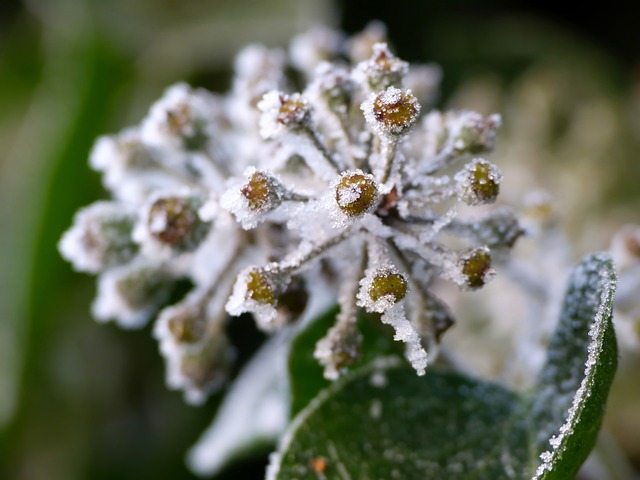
[361,87,420,137]
[225,265,285,332]
[258,91,309,140]
[381,304,428,376]
[92,259,169,329]
[265,357,402,480]
[532,254,616,480]
[188,332,290,476]
[58,201,136,273]
[140,82,220,152]
[220,167,286,229]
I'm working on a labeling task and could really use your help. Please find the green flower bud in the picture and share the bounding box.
[147,195,210,251]
[334,170,380,218]
[369,271,408,303]
[362,86,420,137]
[459,247,494,290]
[241,170,284,213]
[456,158,502,206]
[246,268,276,305]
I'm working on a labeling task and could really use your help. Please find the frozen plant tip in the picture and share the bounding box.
[60,23,520,400]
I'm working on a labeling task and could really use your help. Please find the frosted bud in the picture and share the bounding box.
[221,167,286,229]
[140,83,219,151]
[354,43,409,90]
[456,246,494,290]
[314,320,362,380]
[258,91,310,139]
[226,265,289,332]
[59,202,138,273]
[454,112,501,154]
[308,62,354,115]
[455,158,502,206]
[334,170,380,218]
[358,267,408,313]
[145,194,211,252]
[162,303,206,344]
[179,334,233,403]
[92,260,173,329]
[361,86,420,137]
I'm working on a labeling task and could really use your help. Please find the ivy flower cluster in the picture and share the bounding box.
[59,24,521,404]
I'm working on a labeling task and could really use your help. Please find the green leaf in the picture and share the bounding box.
[531,253,618,479]
[271,254,617,479]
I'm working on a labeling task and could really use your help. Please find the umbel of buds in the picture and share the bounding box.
[60,23,519,402]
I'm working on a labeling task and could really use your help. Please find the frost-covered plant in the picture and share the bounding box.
[60,23,620,480]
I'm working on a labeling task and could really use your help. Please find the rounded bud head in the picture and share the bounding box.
[369,271,408,303]
[362,87,420,137]
[276,93,309,127]
[241,170,282,213]
[246,268,276,305]
[459,247,493,290]
[147,196,209,250]
[258,91,310,139]
[457,159,502,206]
[167,308,205,344]
[456,112,501,155]
[371,45,403,72]
[335,170,380,218]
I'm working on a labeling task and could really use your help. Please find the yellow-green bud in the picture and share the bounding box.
[456,159,502,206]
[460,247,493,290]
[335,171,379,218]
[362,87,420,137]
[241,170,283,213]
[147,196,210,251]
[369,271,408,303]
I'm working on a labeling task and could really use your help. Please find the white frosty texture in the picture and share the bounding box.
[140,82,221,152]
[220,167,286,229]
[258,91,309,140]
[455,158,503,206]
[361,86,420,137]
[356,266,408,313]
[92,259,171,329]
[131,189,208,260]
[89,129,185,204]
[153,288,233,405]
[382,304,427,376]
[58,201,137,273]
[352,42,409,90]
[328,169,380,228]
[188,331,290,476]
[225,264,287,332]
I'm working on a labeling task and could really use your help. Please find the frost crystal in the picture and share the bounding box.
[60,24,518,399]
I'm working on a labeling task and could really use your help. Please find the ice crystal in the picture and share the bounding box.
[60,23,516,400]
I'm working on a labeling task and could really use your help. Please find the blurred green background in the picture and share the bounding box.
[1,1,639,479]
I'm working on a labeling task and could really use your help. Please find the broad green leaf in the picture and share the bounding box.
[271,254,617,479]
[531,253,618,479]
